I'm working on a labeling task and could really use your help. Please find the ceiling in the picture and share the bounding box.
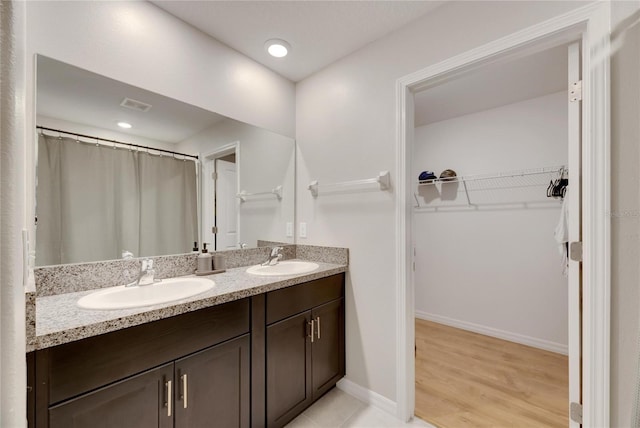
[149,1,568,123]
[414,44,569,127]
[37,56,225,144]
[151,0,444,82]
[37,5,570,142]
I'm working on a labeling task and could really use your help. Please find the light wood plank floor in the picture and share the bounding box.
[415,319,568,428]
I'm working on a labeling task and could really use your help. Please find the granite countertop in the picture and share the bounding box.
[34,260,346,350]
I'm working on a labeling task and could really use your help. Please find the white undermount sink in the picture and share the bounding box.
[246,260,320,276]
[77,277,215,310]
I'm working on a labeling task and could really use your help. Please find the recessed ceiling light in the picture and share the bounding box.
[265,39,290,58]
[117,122,132,129]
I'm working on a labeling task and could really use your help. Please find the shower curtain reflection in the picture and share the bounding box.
[36,134,197,265]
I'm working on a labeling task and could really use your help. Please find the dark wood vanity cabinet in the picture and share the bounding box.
[174,335,250,428]
[266,312,313,426]
[310,298,345,397]
[49,363,174,428]
[47,335,250,428]
[265,274,345,428]
[33,299,251,428]
[29,273,346,428]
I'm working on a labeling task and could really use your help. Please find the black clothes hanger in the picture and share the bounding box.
[547,167,568,199]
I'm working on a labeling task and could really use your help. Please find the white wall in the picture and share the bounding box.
[24,1,296,265]
[1,1,27,425]
[18,1,640,424]
[296,0,588,404]
[178,118,295,248]
[25,2,294,137]
[413,92,568,353]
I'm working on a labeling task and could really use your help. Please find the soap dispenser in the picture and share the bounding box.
[197,243,213,273]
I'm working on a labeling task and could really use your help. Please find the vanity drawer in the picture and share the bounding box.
[39,298,250,406]
[266,274,344,325]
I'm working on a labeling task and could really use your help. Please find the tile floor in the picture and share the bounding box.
[285,388,436,428]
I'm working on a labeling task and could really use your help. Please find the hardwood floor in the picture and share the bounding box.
[415,319,568,428]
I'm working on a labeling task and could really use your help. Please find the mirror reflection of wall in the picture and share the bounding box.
[35,55,295,266]
[178,117,296,252]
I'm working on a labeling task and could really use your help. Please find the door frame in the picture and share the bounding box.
[395,3,610,426]
[202,142,241,251]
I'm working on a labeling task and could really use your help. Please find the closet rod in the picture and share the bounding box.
[36,126,199,160]
[416,166,566,186]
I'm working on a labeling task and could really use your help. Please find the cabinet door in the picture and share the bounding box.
[174,334,250,428]
[49,363,173,428]
[311,298,345,400]
[266,311,312,428]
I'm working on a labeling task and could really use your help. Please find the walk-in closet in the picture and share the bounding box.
[412,42,578,427]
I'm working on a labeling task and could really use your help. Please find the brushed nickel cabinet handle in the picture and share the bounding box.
[182,374,188,409]
[166,380,172,417]
[316,316,321,340]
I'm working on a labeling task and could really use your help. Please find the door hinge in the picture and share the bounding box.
[569,80,582,102]
[569,241,583,262]
[570,402,582,424]
[211,226,218,234]
[211,172,218,180]
[413,248,416,272]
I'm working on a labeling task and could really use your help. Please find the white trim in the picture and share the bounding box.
[580,4,611,426]
[202,142,239,161]
[395,82,415,422]
[567,40,582,428]
[415,310,568,355]
[201,142,241,250]
[396,3,610,426]
[337,379,397,417]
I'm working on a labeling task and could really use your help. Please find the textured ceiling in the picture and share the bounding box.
[151,0,444,82]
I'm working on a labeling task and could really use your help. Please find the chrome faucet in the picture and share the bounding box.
[262,246,283,266]
[126,259,158,287]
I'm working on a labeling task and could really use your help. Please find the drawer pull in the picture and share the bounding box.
[166,380,172,417]
[308,319,315,343]
[182,374,188,409]
[316,316,321,340]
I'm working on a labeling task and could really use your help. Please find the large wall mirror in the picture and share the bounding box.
[34,55,295,267]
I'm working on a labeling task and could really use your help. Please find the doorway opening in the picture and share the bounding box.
[411,40,577,427]
[202,142,240,251]
[395,3,610,427]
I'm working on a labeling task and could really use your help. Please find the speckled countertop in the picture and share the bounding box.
[34,260,346,350]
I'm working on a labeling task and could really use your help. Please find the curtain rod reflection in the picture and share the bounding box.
[36,126,199,160]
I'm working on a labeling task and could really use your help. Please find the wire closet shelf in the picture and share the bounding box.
[414,165,567,208]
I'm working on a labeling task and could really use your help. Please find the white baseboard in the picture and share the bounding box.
[415,310,568,355]
[336,378,397,417]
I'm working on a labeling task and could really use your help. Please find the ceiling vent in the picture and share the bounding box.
[120,97,152,112]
